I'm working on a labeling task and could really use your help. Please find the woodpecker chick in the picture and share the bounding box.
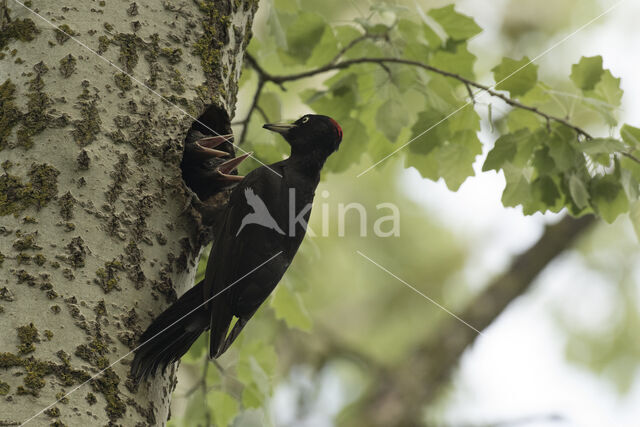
[181,129,251,201]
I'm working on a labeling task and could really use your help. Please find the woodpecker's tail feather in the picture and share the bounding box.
[130,281,208,382]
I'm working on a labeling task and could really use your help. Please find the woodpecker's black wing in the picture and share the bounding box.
[203,160,314,358]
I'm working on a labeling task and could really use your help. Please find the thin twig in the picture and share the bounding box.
[622,152,640,163]
[329,32,386,65]
[242,52,640,164]
[254,104,270,123]
[270,57,594,138]
[237,76,265,145]
[464,82,475,104]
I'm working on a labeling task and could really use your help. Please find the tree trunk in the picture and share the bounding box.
[0,0,257,425]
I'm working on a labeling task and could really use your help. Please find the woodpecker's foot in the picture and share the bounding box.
[180,186,198,215]
[195,134,234,158]
[215,152,252,182]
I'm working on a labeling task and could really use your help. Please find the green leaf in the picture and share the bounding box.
[482,129,529,172]
[621,124,640,147]
[449,103,480,133]
[270,284,312,331]
[569,174,590,209]
[396,19,420,41]
[435,130,481,190]
[422,22,443,48]
[583,70,623,126]
[513,129,545,167]
[308,96,351,124]
[428,5,482,41]
[620,168,638,201]
[367,23,392,36]
[395,19,439,60]
[592,70,623,107]
[207,391,238,427]
[376,99,409,142]
[402,40,431,63]
[285,12,326,62]
[407,128,480,190]
[532,146,556,176]
[502,163,531,208]
[407,109,449,155]
[527,175,562,214]
[425,75,458,110]
[518,83,552,107]
[405,149,439,181]
[629,201,640,242]
[492,57,538,97]
[547,126,579,172]
[570,56,604,91]
[590,175,629,223]
[621,156,640,183]
[580,137,625,155]
[390,67,420,93]
[506,109,541,132]
[307,85,355,124]
[430,43,476,80]
[307,25,339,67]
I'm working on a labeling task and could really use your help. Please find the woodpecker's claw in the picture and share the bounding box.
[195,134,234,158]
[216,152,252,181]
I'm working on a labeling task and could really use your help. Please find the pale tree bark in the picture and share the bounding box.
[0,0,257,425]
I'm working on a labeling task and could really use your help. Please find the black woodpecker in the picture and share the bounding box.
[131,114,343,381]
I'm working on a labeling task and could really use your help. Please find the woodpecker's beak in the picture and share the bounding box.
[263,122,296,136]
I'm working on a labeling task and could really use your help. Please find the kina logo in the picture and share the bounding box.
[236,188,286,236]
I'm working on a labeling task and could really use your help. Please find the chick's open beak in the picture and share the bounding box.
[215,152,252,182]
[195,134,233,158]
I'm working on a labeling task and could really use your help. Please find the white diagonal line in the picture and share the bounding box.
[357,251,483,335]
[357,0,627,177]
[10,0,282,178]
[20,251,282,426]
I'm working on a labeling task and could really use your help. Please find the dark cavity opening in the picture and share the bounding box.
[181,105,236,202]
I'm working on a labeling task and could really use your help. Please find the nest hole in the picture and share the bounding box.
[181,105,235,202]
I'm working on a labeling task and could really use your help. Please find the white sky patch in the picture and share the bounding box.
[400,0,640,425]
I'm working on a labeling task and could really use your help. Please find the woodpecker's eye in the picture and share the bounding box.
[301,116,310,124]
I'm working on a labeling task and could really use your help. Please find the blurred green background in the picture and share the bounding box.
[169,1,640,426]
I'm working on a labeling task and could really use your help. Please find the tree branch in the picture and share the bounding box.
[342,215,596,427]
[240,54,639,163]
[269,57,591,138]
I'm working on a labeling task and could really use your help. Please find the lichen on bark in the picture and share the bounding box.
[0,1,258,425]
[0,163,59,215]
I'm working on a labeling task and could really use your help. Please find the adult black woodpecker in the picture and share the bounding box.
[180,128,251,201]
[131,114,343,381]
